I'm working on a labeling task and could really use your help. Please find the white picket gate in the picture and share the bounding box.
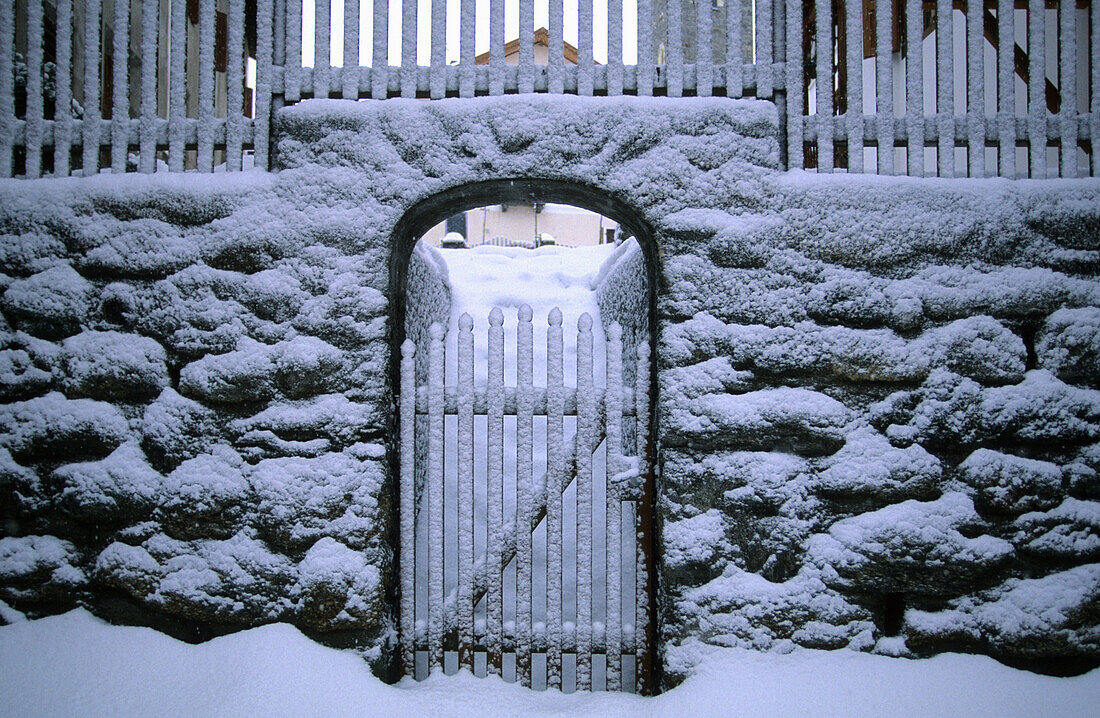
[399,305,655,693]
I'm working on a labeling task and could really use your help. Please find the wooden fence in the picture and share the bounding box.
[400,308,655,692]
[2,2,1097,174]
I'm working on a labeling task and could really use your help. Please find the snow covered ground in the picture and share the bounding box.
[1,609,1097,717]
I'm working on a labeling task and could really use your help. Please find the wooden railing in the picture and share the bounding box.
[2,1,1097,178]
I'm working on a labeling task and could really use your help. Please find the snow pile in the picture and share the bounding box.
[4,609,1099,717]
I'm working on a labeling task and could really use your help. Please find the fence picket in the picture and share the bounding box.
[1059,0,1077,177]
[256,0,274,169]
[227,0,245,170]
[816,0,834,172]
[967,0,985,176]
[343,0,360,98]
[520,0,535,94]
[579,0,594,96]
[487,308,505,676]
[83,0,103,175]
[546,308,565,690]
[997,0,1016,177]
[875,0,893,174]
[667,0,683,97]
[285,0,302,102]
[845,0,863,172]
[372,0,389,98]
[605,323,624,691]
[314,0,331,97]
[574,313,594,691]
[0,0,11,177]
[138,0,158,173]
[490,0,504,96]
[399,338,416,677]
[696,0,712,97]
[634,337,651,694]
[55,0,74,176]
[1093,0,1100,177]
[197,0,215,171]
[937,0,954,177]
[430,0,446,98]
[1027,0,1045,178]
[728,0,743,98]
[608,0,624,96]
[786,0,803,168]
[637,0,653,97]
[401,0,416,98]
[905,0,923,176]
[457,314,475,671]
[26,0,44,177]
[756,0,773,99]
[428,323,445,671]
[550,0,565,94]
[516,305,534,686]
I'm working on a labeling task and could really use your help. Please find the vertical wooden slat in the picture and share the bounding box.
[574,312,594,691]
[487,308,504,676]
[430,0,446,98]
[457,313,475,671]
[55,0,74,176]
[637,0,653,96]
[428,322,446,671]
[550,0,565,93]
[108,0,128,173]
[459,0,474,97]
[875,0,893,174]
[516,305,534,687]
[633,337,651,694]
[1092,0,1100,176]
[937,0,955,176]
[84,0,103,175]
[343,0,360,98]
[198,0,215,171]
[579,0,594,95]
[26,0,45,176]
[0,0,12,177]
[372,0,389,98]
[696,0,712,96]
[997,0,1016,177]
[667,0,683,96]
[727,0,742,98]
[138,0,158,173]
[905,0,923,176]
[756,0,773,99]
[401,0,416,97]
[1027,0,1045,177]
[490,0,504,96]
[845,0,863,172]
[314,0,331,97]
[967,0,984,176]
[399,338,417,678]
[273,0,286,67]
[284,0,302,102]
[519,0,535,93]
[1059,0,1077,177]
[604,322,624,692]
[255,0,273,169]
[786,0,804,169]
[608,0,624,96]
[226,0,245,170]
[546,308,564,690]
[817,0,835,171]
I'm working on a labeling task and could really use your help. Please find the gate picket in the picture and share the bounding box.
[402,307,649,692]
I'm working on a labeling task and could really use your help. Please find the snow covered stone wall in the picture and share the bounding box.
[1,94,1099,689]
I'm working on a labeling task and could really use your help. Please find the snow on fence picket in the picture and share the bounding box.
[4,1,1098,178]
[400,307,654,693]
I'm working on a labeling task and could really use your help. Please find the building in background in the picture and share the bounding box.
[419,202,619,248]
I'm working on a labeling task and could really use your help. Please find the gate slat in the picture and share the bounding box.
[604,323,624,691]
[487,308,505,676]
[696,0,712,97]
[256,0,273,169]
[372,0,389,98]
[0,0,12,177]
[198,0,215,172]
[997,0,1016,177]
[314,0,331,97]
[550,0,565,94]
[756,0,773,99]
[546,308,564,689]
[284,0,302,102]
[460,0,475,97]
[516,305,534,686]
[579,0,594,96]
[430,0,446,98]
[227,0,245,170]
[401,0,417,98]
[667,0,683,97]
[400,339,416,677]
[786,0,804,171]
[636,0,653,96]
[608,0,624,96]
[458,314,475,671]
[727,0,743,98]
[428,323,445,670]
[937,0,955,177]
[490,0,504,96]
[574,313,594,691]
[343,0,360,98]
[634,338,651,694]
[1093,0,1100,177]
[519,0,535,94]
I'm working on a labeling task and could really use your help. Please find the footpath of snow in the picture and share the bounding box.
[1,610,1097,718]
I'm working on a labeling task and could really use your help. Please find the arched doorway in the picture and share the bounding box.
[390,180,659,694]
